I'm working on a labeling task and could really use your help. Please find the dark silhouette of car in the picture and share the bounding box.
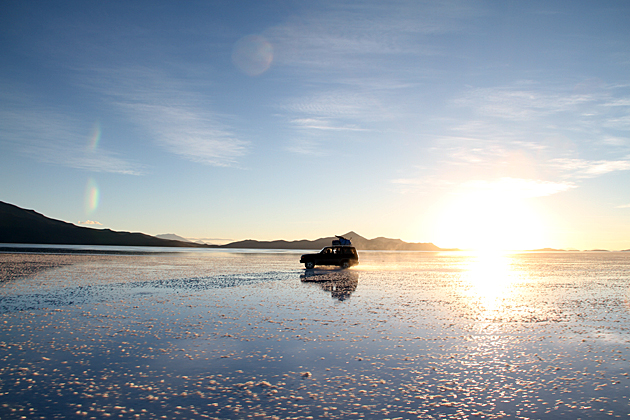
[300,246,359,269]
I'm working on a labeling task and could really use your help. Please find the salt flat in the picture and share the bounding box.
[1,249,629,419]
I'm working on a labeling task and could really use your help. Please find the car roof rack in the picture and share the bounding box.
[332,235,352,246]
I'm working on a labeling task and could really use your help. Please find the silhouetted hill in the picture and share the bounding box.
[224,231,448,251]
[0,201,211,247]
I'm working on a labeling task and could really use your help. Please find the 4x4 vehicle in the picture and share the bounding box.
[300,245,359,269]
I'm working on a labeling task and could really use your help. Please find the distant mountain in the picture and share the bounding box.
[223,231,449,251]
[0,201,211,248]
[156,233,193,242]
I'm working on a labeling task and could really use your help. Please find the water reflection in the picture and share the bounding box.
[0,255,71,283]
[460,252,522,318]
[300,269,359,301]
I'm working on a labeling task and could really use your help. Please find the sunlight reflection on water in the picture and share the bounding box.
[461,252,523,315]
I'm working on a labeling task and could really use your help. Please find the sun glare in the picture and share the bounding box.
[463,252,514,308]
[434,188,547,251]
[459,252,526,322]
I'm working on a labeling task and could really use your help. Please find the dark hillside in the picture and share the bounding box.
[0,201,210,247]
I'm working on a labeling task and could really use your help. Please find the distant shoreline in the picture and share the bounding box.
[1,244,628,255]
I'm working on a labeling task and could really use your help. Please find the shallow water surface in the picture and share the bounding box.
[1,249,629,419]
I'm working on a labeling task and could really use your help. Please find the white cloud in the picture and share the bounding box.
[617,203,630,209]
[284,138,326,156]
[280,89,388,154]
[85,67,248,167]
[281,90,388,120]
[462,177,575,198]
[391,175,575,198]
[0,99,143,175]
[290,118,368,132]
[454,87,597,121]
[599,98,630,107]
[265,2,484,156]
[602,115,630,130]
[77,220,103,225]
[265,1,480,71]
[551,158,630,179]
[599,136,627,146]
[439,83,630,186]
[391,176,454,194]
[119,102,247,167]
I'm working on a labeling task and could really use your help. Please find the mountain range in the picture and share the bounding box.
[222,233,445,251]
[0,201,448,251]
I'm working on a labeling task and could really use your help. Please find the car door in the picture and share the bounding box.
[332,247,343,264]
[320,247,334,264]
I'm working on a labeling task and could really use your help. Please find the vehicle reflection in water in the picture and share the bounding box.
[300,269,359,301]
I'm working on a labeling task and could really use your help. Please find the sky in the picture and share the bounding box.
[1,0,630,250]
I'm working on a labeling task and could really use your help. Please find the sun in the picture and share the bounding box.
[433,188,548,251]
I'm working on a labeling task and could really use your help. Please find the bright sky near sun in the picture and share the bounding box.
[1,1,630,250]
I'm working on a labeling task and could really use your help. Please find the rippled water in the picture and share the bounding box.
[1,249,629,419]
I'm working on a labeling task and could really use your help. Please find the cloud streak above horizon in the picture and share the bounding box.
[85,67,249,167]
[0,91,143,175]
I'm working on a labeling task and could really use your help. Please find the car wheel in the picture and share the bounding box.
[305,261,315,269]
[341,260,350,269]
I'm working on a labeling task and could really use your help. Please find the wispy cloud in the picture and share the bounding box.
[392,176,575,198]
[598,136,627,146]
[266,1,480,71]
[391,176,454,194]
[454,86,597,121]
[277,86,397,155]
[281,90,390,120]
[119,101,247,167]
[284,138,326,156]
[0,94,143,175]
[617,203,630,209]
[599,98,630,107]
[267,1,481,155]
[279,88,393,153]
[452,83,630,142]
[551,158,630,179]
[85,67,248,167]
[438,82,630,179]
[461,177,575,198]
[290,118,369,132]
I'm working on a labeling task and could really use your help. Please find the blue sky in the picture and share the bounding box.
[1,0,630,250]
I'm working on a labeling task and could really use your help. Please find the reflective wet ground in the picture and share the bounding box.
[1,249,629,419]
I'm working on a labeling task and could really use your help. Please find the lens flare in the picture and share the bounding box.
[84,178,100,215]
[88,122,101,152]
[232,35,273,76]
